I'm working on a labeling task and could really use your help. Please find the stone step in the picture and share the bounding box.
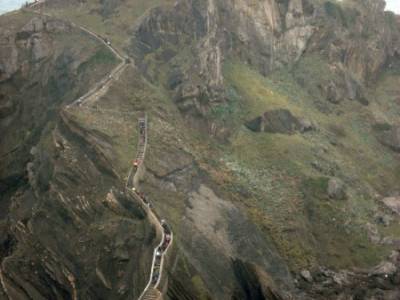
[142,288,161,300]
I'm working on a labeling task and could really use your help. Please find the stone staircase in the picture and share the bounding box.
[141,288,161,300]
[131,114,173,300]
[136,116,147,162]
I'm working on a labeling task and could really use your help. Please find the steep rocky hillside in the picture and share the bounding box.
[2,0,400,299]
[0,10,155,300]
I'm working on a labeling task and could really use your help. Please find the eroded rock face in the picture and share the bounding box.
[370,261,397,276]
[304,0,399,106]
[0,17,73,186]
[1,120,155,299]
[296,255,400,300]
[340,0,396,81]
[381,196,400,215]
[131,0,400,119]
[0,15,154,299]
[130,0,315,117]
[185,184,293,295]
[0,33,18,82]
[0,16,70,83]
[142,153,294,298]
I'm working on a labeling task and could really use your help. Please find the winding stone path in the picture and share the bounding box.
[126,115,173,300]
[23,3,173,299]
[26,1,130,109]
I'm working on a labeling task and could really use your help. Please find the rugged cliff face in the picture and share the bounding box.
[2,0,400,299]
[0,11,155,299]
[130,0,315,121]
[131,0,400,121]
[129,1,400,298]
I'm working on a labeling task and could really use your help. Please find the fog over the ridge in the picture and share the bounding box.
[0,0,34,14]
[386,0,400,13]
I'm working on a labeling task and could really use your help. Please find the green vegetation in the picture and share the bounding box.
[191,275,210,300]
[219,57,400,270]
[303,177,387,268]
[324,1,359,28]
[372,122,392,132]
[44,0,175,51]
[324,1,345,20]
[67,52,400,273]
[77,47,118,75]
[225,62,301,116]
[210,87,240,122]
[70,107,138,176]
[302,177,330,200]
[0,8,118,182]
[0,10,36,28]
[40,0,400,276]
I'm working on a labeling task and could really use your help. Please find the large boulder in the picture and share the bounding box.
[300,270,313,283]
[326,81,343,104]
[381,197,400,216]
[327,177,346,200]
[379,126,400,152]
[245,109,314,134]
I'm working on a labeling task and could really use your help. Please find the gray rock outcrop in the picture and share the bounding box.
[382,196,400,215]
[327,177,346,200]
[379,125,400,152]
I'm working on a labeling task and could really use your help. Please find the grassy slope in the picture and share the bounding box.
[0,9,118,170]
[220,59,400,270]
[44,0,175,51]
[38,0,400,274]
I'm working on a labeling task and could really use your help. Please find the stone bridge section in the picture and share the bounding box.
[126,115,173,300]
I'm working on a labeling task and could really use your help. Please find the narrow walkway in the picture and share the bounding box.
[24,3,173,299]
[126,116,173,300]
[26,1,130,109]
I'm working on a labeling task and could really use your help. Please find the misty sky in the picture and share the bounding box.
[386,0,400,13]
[0,0,33,14]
